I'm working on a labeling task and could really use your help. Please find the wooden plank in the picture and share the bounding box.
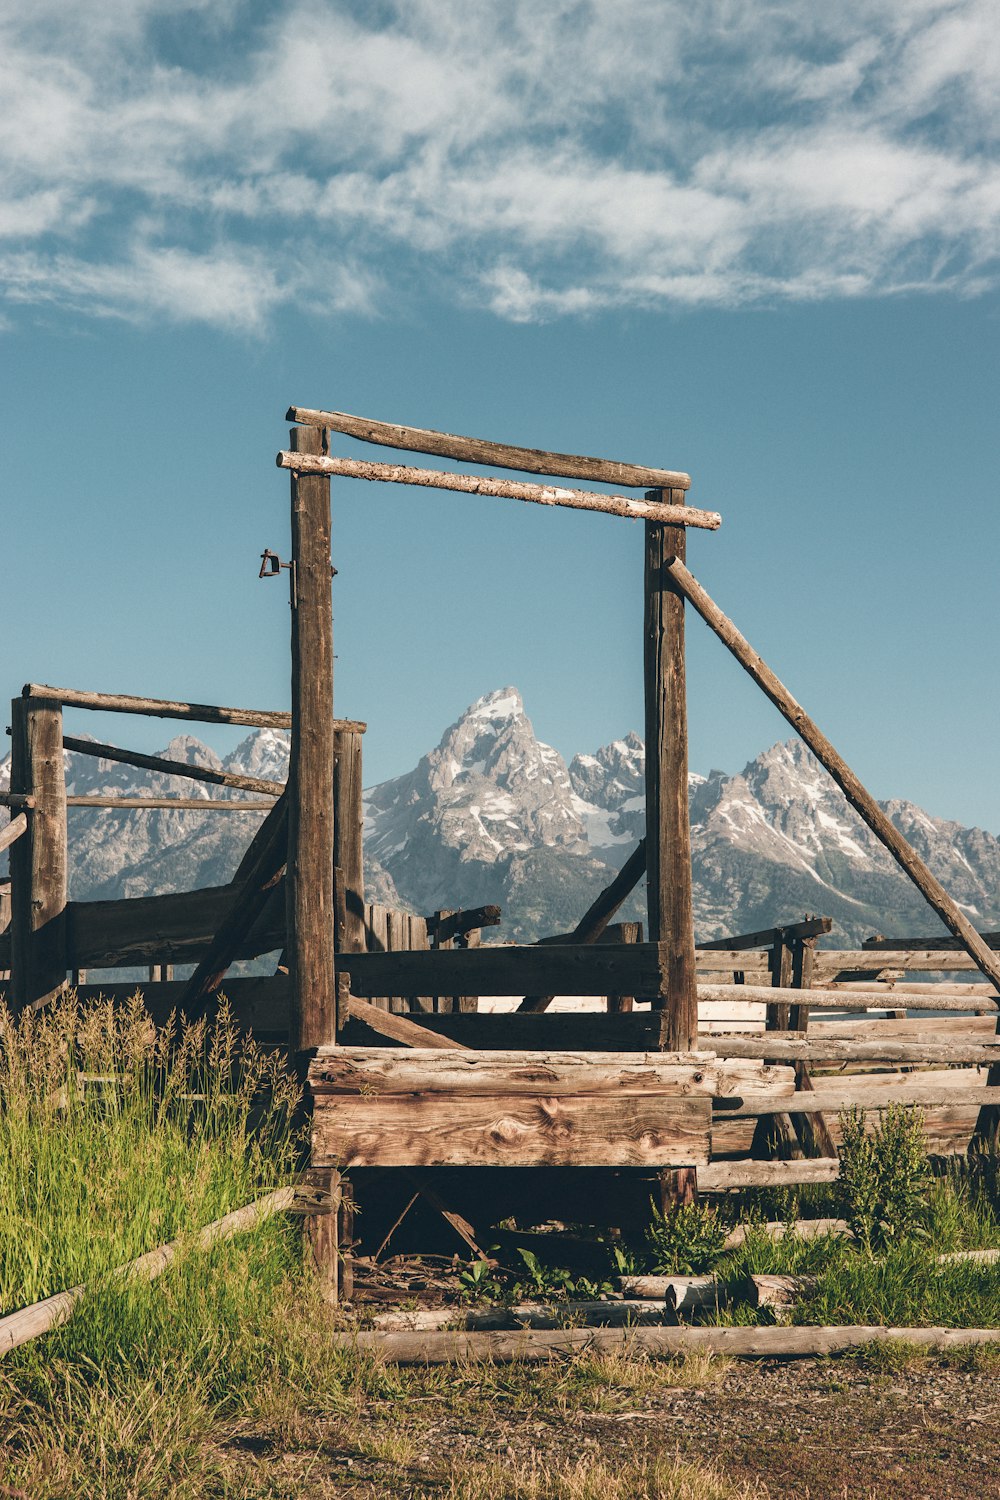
[333,730,365,957]
[698,917,833,951]
[287,423,337,1055]
[63,884,284,969]
[808,1015,998,1039]
[710,1036,1000,1063]
[718,1084,1000,1117]
[0,813,28,855]
[286,405,692,491]
[700,982,998,1010]
[518,842,647,1012]
[863,932,1000,952]
[23,683,367,733]
[699,1158,839,1190]
[340,942,669,998]
[62,734,283,797]
[310,1048,721,1098]
[276,453,720,529]
[9,698,67,1013]
[311,1092,711,1168]
[788,936,837,1159]
[645,508,697,1052]
[177,795,289,1013]
[667,557,1000,994]
[816,952,988,973]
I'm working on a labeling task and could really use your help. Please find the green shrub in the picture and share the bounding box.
[644,1201,728,1274]
[837,1102,929,1254]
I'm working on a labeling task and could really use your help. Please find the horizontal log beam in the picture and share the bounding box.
[698,1158,840,1190]
[699,981,998,1013]
[816,952,987,973]
[340,943,671,998]
[23,683,365,734]
[276,454,721,530]
[697,917,833,952]
[286,406,692,491]
[717,1084,1000,1117]
[66,796,277,810]
[311,1047,716,1097]
[711,1036,1000,1063]
[62,735,284,797]
[863,932,1000,952]
[334,1323,1000,1364]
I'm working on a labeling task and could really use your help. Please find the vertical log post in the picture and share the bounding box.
[787,936,836,1158]
[333,729,365,960]
[286,422,339,1300]
[644,501,698,1050]
[9,696,68,1015]
[645,496,698,1210]
[752,933,802,1160]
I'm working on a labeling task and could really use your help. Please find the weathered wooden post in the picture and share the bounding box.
[9,695,68,1014]
[644,494,699,1208]
[286,422,339,1298]
[644,499,698,1051]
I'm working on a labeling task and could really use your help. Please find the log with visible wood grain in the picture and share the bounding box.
[310,1047,717,1097]
[332,1323,1000,1363]
[701,982,998,1012]
[708,1036,1000,1064]
[645,507,698,1055]
[665,558,1000,997]
[286,406,691,490]
[9,699,67,1014]
[286,423,337,1057]
[276,453,721,529]
[716,1083,1000,1116]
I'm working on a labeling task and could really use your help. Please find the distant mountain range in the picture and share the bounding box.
[3,686,999,946]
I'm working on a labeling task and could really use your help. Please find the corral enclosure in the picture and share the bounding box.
[3,404,1000,1311]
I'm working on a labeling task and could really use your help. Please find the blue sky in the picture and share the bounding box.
[2,1,999,828]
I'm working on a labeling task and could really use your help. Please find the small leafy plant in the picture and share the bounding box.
[457,1257,505,1303]
[838,1102,929,1254]
[644,1200,729,1275]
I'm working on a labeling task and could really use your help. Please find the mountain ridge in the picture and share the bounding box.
[3,686,998,946]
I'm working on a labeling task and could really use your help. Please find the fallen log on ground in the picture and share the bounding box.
[333,1324,1000,1363]
[0,1186,314,1357]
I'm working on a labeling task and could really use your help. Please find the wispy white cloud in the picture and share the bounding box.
[0,0,996,330]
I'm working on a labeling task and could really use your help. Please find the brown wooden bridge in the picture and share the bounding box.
[3,405,1000,1300]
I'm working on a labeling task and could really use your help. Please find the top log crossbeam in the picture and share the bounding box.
[286,406,691,491]
[862,933,1000,952]
[275,454,721,531]
[23,683,366,735]
[698,917,833,952]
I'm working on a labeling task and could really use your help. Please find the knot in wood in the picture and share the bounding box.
[490,1115,527,1144]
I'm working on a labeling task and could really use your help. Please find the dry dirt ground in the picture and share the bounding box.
[215,1354,1000,1499]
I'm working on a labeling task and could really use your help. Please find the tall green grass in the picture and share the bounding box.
[0,992,325,1498]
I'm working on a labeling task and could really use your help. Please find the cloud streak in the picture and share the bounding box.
[1,0,997,329]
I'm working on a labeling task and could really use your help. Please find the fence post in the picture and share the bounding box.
[286,422,339,1301]
[645,496,699,1210]
[9,696,67,1014]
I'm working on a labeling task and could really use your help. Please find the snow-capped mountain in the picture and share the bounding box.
[3,688,999,945]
